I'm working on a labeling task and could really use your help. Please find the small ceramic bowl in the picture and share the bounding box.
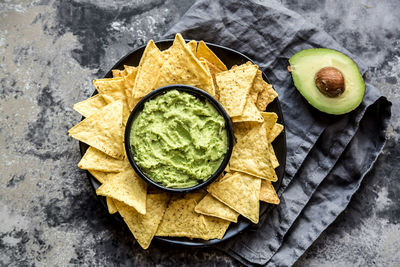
[124,84,234,193]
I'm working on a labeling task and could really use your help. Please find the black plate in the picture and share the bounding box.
[79,40,286,247]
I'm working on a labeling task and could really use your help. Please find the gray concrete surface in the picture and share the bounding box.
[0,0,398,266]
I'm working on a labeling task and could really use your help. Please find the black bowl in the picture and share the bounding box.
[124,84,234,193]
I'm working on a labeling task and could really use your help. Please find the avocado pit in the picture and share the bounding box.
[314,67,345,97]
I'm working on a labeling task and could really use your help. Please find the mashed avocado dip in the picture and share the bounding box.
[130,89,228,188]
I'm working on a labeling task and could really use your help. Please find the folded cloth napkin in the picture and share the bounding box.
[164,0,392,266]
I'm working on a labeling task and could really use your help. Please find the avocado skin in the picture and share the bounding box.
[289,48,365,115]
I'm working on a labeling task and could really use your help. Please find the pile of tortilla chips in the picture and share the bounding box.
[68,33,283,249]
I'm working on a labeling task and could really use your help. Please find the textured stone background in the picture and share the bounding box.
[0,0,398,266]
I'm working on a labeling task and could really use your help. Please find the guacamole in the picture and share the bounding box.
[130,90,228,188]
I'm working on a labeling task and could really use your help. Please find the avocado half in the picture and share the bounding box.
[288,48,365,115]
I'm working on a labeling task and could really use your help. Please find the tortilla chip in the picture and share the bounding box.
[68,100,124,159]
[134,40,165,98]
[268,143,279,168]
[195,193,239,223]
[93,78,125,101]
[78,146,127,172]
[225,162,230,173]
[232,99,263,123]
[92,77,130,123]
[231,61,253,70]
[232,62,263,101]
[106,197,118,214]
[115,193,169,249]
[261,112,278,140]
[121,65,138,110]
[228,69,264,123]
[202,215,231,240]
[249,70,265,102]
[187,40,197,54]
[230,64,263,122]
[200,58,224,100]
[73,94,107,118]
[96,167,147,214]
[208,172,261,223]
[156,193,210,239]
[270,123,284,143]
[230,123,277,181]
[256,83,278,111]
[155,33,215,96]
[232,121,258,141]
[196,41,227,71]
[88,170,112,184]
[162,47,171,58]
[112,69,123,77]
[259,180,280,204]
[199,59,211,76]
[215,173,228,183]
[262,115,282,168]
[216,63,258,117]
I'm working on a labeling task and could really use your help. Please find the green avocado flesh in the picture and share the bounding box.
[289,48,365,115]
[130,90,227,188]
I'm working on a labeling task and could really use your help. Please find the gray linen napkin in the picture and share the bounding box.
[164,0,392,265]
